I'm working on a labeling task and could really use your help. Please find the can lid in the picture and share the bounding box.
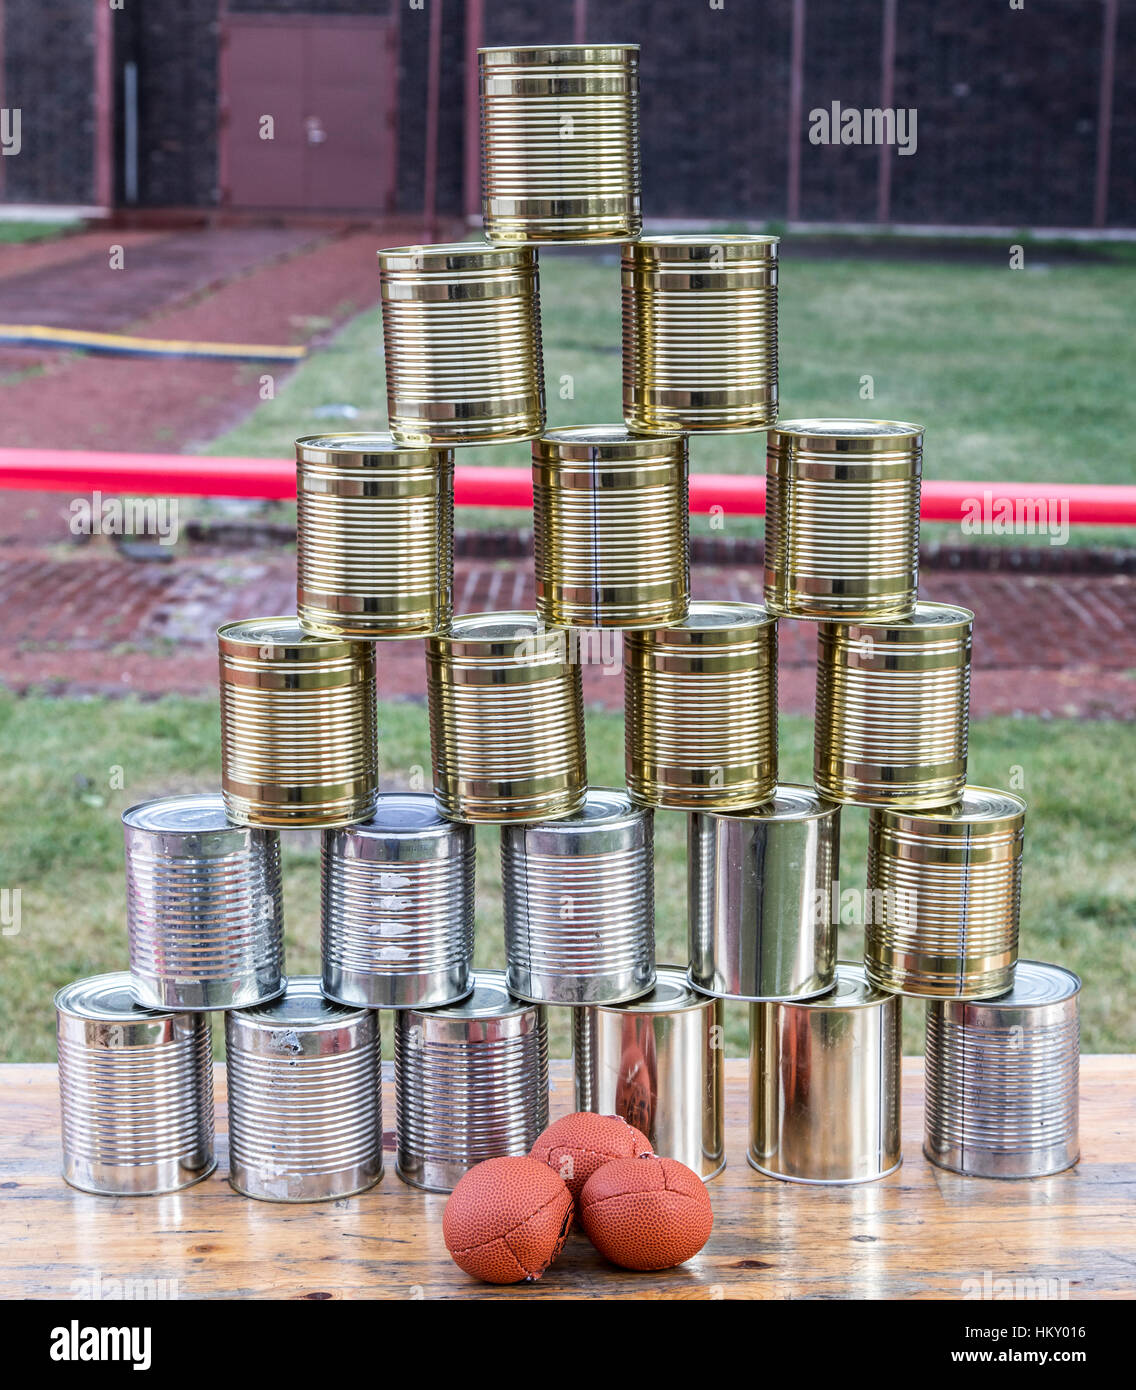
[626,234,779,262]
[217,615,358,660]
[55,972,172,1022]
[711,782,839,823]
[295,432,446,466]
[537,424,684,460]
[342,793,463,841]
[977,960,1081,1008]
[122,792,235,834]
[877,785,1026,832]
[642,600,774,645]
[600,965,709,1014]
[768,418,924,451]
[829,600,974,638]
[378,242,534,274]
[794,961,893,1011]
[432,610,562,652]
[232,976,367,1029]
[421,969,534,1019]
[479,43,639,63]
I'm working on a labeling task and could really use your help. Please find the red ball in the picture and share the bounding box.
[442,1156,574,1285]
[530,1112,653,1200]
[579,1154,713,1271]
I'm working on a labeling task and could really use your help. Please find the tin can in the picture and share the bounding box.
[123,793,284,1011]
[218,616,378,829]
[622,235,779,434]
[378,242,544,446]
[426,610,586,822]
[924,960,1080,1179]
[764,419,923,620]
[55,973,214,1196]
[532,424,689,629]
[395,970,549,1192]
[688,783,840,1002]
[814,602,973,808]
[625,601,777,810]
[321,792,475,1009]
[225,976,382,1202]
[749,961,902,1184]
[866,786,1026,999]
[295,432,454,639]
[501,787,655,1005]
[480,45,641,244]
[573,965,725,1179]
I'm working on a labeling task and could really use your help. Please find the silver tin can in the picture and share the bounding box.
[924,960,1080,1179]
[749,961,902,1184]
[394,970,548,1192]
[501,787,656,1005]
[225,977,382,1202]
[321,792,475,1009]
[688,783,840,1002]
[55,973,214,1196]
[573,965,725,1180]
[123,793,284,1012]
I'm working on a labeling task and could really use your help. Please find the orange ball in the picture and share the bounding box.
[442,1156,574,1285]
[530,1111,653,1200]
[579,1154,713,1271]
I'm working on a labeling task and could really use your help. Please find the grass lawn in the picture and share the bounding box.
[1,692,1131,1063]
[0,220,83,244]
[204,242,1136,548]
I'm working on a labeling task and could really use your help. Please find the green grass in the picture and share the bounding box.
[204,242,1136,547]
[1,693,1131,1062]
[0,220,82,244]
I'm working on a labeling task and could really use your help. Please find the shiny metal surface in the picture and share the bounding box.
[501,787,656,1004]
[532,424,689,629]
[749,961,902,1184]
[395,970,549,1192]
[764,418,923,620]
[924,960,1080,1179]
[426,610,587,822]
[123,793,284,1011]
[55,973,214,1196]
[625,601,777,810]
[622,235,779,433]
[867,786,1025,998]
[480,45,641,244]
[573,965,725,1180]
[688,783,840,1002]
[218,616,378,829]
[225,977,382,1202]
[814,602,973,808]
[378,242,544,446]
[295,432,454,639]
[321,792,475,1009]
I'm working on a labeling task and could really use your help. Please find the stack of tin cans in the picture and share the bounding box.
[54,40,1079,1209]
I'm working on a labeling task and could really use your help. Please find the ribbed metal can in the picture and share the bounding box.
[532,424,689,629]
[622,235,779,434]
[295,432,454,639]
[395,970,549,1192]
[123,793,284,1011]
[866,785,1026,999]
[764,419,923,620]
[688,783,840,1002]
[625,601,777,810]
[480,44,641,244]
[749,961,902,1184]
[225,977,382,1202]
[814,601,973,808]
[55,973,214,1196]
[321,792,475,1009]
[378,242,544,446]
[501,787,655,1005]
[218,616,378,829]
[427,610,586,822]
[573,965,725,1180]
[924,961,1080,1179]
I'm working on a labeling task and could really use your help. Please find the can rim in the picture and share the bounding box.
[121,791,237,834]
[511,785,644,836]
[378,241,535,272]
[217,615,361,659]
[295,431,447,464]
[55,972,174,1022]
[430,609,553,646]
[775,961,894,1012]
[594,964,712,1015]
[768,417,924,449]
[874,784,1026,829]
[627,233,780,258]
[637,599,775,641]
[229,975,370,1030]
[479,43,639,59]
[700,781,839,823]
[407,968,535,1020]
[333,792,466,841]
[538,422,685,448]
[825,600,975,635]
[938,959,1082,1010]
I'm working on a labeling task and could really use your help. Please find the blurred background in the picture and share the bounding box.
[0,0,1133,1062]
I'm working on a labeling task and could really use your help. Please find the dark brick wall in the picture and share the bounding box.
[1109,0,1136,225]
[397,0,467,216]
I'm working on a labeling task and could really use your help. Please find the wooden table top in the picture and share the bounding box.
[2,1058,1133,1301]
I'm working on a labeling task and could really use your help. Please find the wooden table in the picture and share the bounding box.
[2,1058,1133,1300]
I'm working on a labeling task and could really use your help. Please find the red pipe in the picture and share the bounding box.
[1,449,1135,525]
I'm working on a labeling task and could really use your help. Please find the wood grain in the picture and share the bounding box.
[1,1058,1132,1301]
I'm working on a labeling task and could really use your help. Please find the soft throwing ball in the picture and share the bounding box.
[530,1111,653,1200]
[579,1153,713,1271]
[442,1156,574,1284]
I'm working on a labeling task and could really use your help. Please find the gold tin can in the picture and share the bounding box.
[622,235,779,434]
[378,242,545,446]
[426,611,586,823]
[479,44,641,244]
[295,432,453,639]
[625,601,777,810]
[218,617,378,828]
[866,785,1025,999]
[764,418,923,620]
[532,424,689,629]
[814,601,973,808]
